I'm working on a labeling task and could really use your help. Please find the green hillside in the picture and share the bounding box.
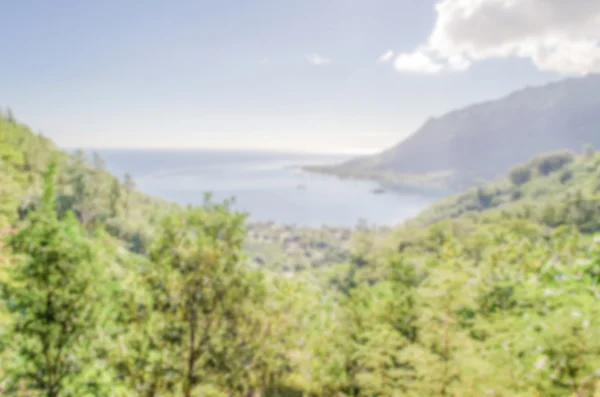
[409,148,600,230]
[0,109,181,251]
[1,110,600,397]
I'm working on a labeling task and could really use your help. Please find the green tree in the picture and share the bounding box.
[122,173,135,218]
[108,178,123,218]
[66,151,101,226]
[0,129,25,224]
[583,143,595,159]
[0,163,109,397]
[92,152,106,171]
[534,151,575,176]
[5,107,15,124]
[115,200,284,396]
[509,165,532,186]
[476,186,493,208]
[559,169,573,184]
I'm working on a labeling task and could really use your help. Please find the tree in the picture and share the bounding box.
[509,165,532,186]
[123,173,135,192]
[5,107,15,124]
[71,168,95,225]
[92,152,106,171]
[338,257,423,397]
[115,201,283,396]
[0,129,25,224]
[122,173,135,217]
[108,178,123,218]
[534,151,575,176]
[559,169,573,184]
[0,163,109,396]
[583,143,595,159]
[476,186,493,208]
[66,151,102,226]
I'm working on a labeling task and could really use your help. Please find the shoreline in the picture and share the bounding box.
[299,164,455,199]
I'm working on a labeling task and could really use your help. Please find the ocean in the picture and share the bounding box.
[91,149,437,227]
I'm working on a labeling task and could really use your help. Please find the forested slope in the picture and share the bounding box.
[0,109,181,252]
[409,147,600,230]
[1,110,600,397]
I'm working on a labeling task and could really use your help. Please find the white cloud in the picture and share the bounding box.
[447,54,471,71]
[394,49,444,74]
[305,53,332,65]
[394,0,600,75]
[377,50,395,63]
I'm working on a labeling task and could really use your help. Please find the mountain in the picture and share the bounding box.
[305,74,600,192]
[3,103,600,397]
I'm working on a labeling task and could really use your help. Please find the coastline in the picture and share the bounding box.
[300,164,455,198]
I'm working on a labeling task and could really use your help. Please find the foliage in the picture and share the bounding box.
[113,201,287,397]
[0,164,111,396]
[410,149,600,231]
[533,151,575,176]
[510,164,533,186]
[2,111,600,397]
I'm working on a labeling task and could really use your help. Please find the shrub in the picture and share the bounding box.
[509,165,532,186]
[559,170,573,184]
[534,151,575,176]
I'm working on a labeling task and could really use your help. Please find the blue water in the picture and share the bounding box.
[90,149,437,227]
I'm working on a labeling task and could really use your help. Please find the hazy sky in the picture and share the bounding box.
[1,0,598,153]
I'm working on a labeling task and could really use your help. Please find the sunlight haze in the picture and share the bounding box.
[2,2,600,396]
[1,0,591,152]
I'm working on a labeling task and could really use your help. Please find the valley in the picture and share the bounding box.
[2,75,600,396]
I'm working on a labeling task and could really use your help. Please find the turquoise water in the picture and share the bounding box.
[91,149,437,227]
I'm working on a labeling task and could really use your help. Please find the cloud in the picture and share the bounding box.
[305,53,332,65]
[377,50,395,63]
[394,49,444,74]
[394,0,600,75]
[447,54,471,71]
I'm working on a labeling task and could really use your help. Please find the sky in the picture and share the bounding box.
[1,0,599,153]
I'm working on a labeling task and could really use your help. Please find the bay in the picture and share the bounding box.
[90,149,437,227]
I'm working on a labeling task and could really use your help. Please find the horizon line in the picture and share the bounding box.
[61,146,382,156]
